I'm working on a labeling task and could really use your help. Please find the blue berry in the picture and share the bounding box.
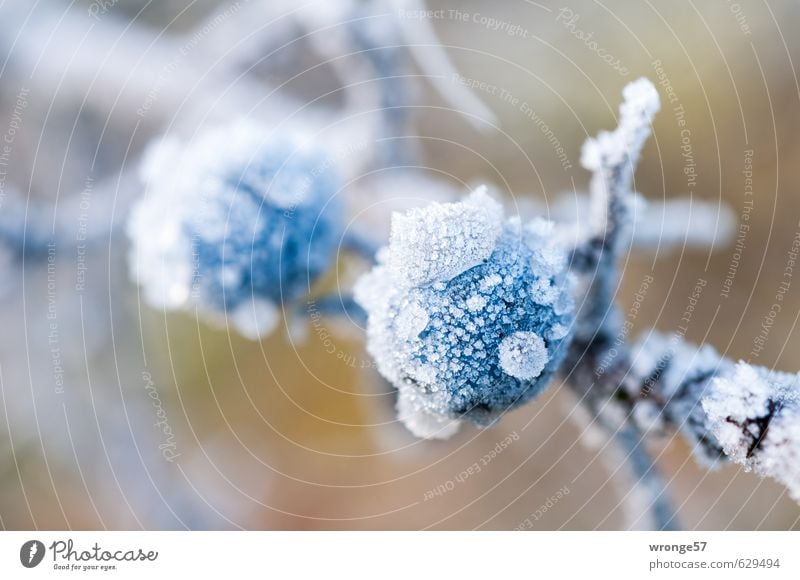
[355,188,574,438]
[128,122,343,338]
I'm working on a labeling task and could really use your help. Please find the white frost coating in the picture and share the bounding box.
[465,294,487,312]
[629,332,721,399]
[395,301,429,340]
[581,78,660,235]
[355,187,573,439]
[397,387,461,440]
[581,78,660,172]
[524,217,569,308]
[386,186,503,287]
[129,136,198,310]
[499,331,548,381]
[128,121,318,337]
[128,207,194,309]
[139,122,314,210]
[229,298,280,340]
[479,273,503,292]
[548,323,569,341]
[354,261,409,400]
[529,277,559,306]
[703,363,800,500]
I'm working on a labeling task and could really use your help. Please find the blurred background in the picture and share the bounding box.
[0,0,799,530]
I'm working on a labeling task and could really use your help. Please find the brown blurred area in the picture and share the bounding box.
[1,0,799,530]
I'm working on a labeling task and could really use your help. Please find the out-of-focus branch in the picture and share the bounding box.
[391,0,498,132]
[548,192,737,254]
[0,171,139,256]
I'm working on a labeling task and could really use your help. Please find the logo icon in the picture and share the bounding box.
[20,540,45,568]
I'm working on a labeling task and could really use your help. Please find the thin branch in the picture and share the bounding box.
[390,0,498,132]
[614,425,679,531]
[572,78,660,345]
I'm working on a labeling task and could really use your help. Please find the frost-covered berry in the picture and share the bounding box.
[355,188,574,439]
[128,122,343,338]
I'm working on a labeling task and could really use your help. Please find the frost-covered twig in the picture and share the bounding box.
[558,80,685,527]
[704,364,800,500]
[597,332,800,502]
[565,79,662,412]
[630,196,736,252]
[572,78,660,345]
[565,80,800,505]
